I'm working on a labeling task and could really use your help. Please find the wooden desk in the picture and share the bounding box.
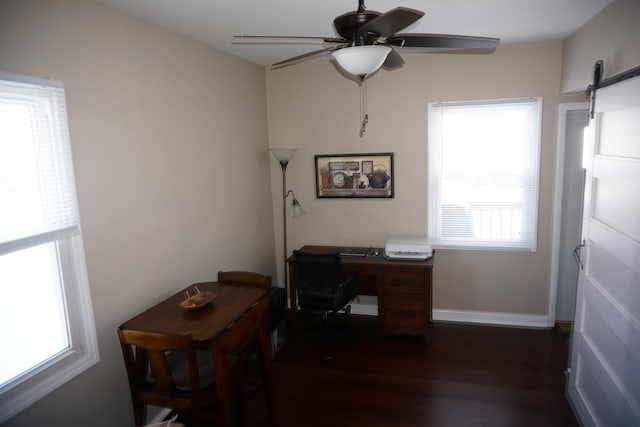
[119,282,271,427]
[288,246,434,342]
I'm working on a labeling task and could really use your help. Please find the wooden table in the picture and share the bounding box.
[288,246,434,342]
[119,281,270,427]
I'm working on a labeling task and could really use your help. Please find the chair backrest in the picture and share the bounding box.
[293,250,359,312]
[210,294,275,427]
[117,328,212,427]
[217,270,271,288]
[215,295,270,355]
[118,330,201,394]
[293,250,343,295]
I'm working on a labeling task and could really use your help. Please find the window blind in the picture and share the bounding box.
[428,98,542,251]
[0,75,79,256]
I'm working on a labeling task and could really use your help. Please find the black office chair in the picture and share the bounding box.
[292,250,358,360]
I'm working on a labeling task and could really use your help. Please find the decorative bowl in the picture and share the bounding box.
[179,290,217,310]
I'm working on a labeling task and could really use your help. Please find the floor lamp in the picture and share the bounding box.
[271,148,305,306]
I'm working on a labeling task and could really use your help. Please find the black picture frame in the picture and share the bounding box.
[315,152,394,198]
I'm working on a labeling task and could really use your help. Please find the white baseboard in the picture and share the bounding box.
[432,308,550,329]
[351,295,378,316]
[350,297,550,329]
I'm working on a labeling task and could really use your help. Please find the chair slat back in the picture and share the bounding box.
[217,296,269,353]
[211,294,274,427]
[117,329,199,395]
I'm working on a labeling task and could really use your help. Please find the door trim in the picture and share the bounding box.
[548,102,588,327]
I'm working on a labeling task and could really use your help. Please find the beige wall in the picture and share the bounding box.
[2,0,633,423]
[562,0,640,93]
[267,42,564,318]
[0,0,273,426]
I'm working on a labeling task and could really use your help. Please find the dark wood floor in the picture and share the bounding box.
[245,315,578,427]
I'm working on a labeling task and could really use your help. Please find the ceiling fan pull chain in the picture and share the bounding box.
[360,78,368,137]
[359,78,364,135]
[364,79,369,127]
[361,113,368,137]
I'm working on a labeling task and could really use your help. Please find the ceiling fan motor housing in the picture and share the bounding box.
[334,10,382,45]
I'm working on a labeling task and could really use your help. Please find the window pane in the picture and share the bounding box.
[0,243,69,386]
[442,105,533,175]
[428,98,541,250]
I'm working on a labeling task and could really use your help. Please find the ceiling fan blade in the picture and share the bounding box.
[233,35,345,44]
[382,47,404,69]
[389,33,500,52]
[272,45,345,69]
[359,7,424,38]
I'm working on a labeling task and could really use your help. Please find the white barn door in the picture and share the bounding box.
[567,73,640,426]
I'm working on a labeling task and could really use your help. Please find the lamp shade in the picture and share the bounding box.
[291,197,306,218]
[270,148,297,162]
[331,45,392,77]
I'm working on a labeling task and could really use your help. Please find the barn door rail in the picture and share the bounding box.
[586,60,640,118]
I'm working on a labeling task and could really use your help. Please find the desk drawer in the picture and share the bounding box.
[342,264,379,296]
[384,310,425,335]
[384,293,424,311]
[383,268,425,290]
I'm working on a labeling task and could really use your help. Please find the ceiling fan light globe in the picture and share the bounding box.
[331,45,392,77]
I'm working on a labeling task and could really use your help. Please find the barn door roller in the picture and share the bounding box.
[586,60,640,119]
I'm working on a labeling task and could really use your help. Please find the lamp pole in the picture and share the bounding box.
[279,158,290,304]
[270,148,298,307]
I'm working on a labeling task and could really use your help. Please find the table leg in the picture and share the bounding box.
[259,312,277,426]
[211,342,232,427]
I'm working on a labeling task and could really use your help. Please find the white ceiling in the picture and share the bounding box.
[97,0,613,67]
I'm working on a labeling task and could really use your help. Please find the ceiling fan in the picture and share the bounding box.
[234,0,500,79]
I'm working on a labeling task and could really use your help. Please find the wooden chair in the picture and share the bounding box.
[211,294,276,427]
[217,270,271,288]
[117,329,215,427]
[218,269,287,355]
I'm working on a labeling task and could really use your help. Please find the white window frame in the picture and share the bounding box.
[427,97,542,251]
[0,71,99,423]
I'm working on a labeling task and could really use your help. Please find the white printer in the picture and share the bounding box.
[385,238,433,260]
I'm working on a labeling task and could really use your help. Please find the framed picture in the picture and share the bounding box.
[315,152,394,198]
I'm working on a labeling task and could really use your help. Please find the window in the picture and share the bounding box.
[428,98,542,251]
[0,71,98,422]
